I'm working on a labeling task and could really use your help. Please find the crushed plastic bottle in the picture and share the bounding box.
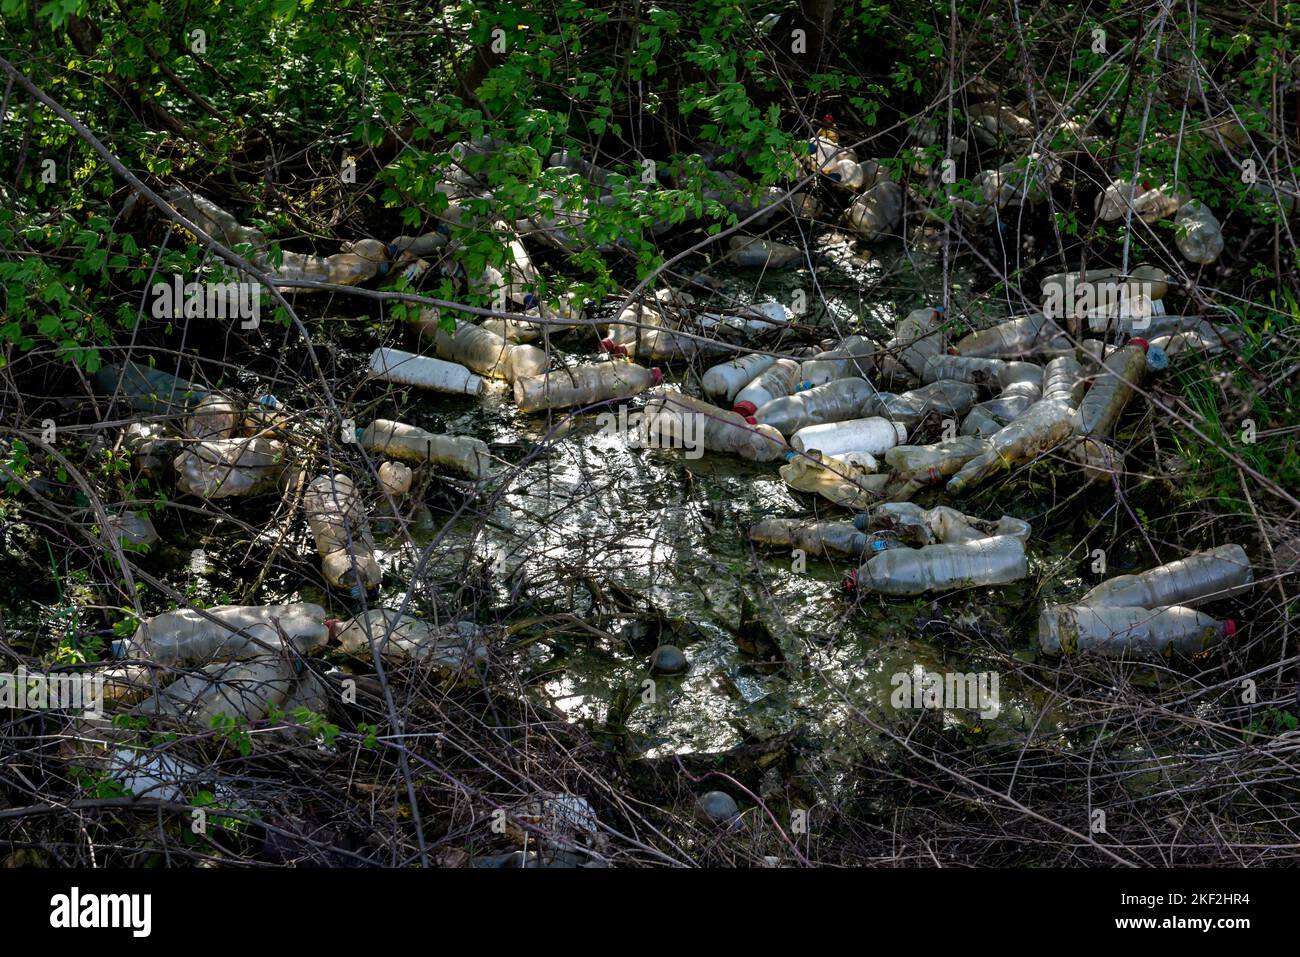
[861,380,979,432]
[882,307,945,384]
[184,393,241,441]
[846,534,1028,595]
[303,473,382,595]
[727,235,802,268]
[134,655,299,726]
[377,461,413,496]
[1096,179,1186,223]
[884,435,991,487]
[514,362,661,413]
[369,347,486,396]
[921,355,1015,387]
[733,359,806,417]
[748,518,870,558]
[702,353,778,404]
[174,437,286,498]
[94,362,207,415]
[857,502,1031,546]
[800,335,877,385]
[960,361,1044,437]
[414,310,548,382]
[754,377,874,435]
[779,449,891,509]
[336,608,486,673]
[1174,199,1224,265]
[103,511,159,549]
[844,180,904,242]
[791,416,909,458]
[1038,604,1235,659]
[117,604,331,667]
[1077,544,1253,609]
[360,419,493,479]
[946,397,1076,494]
[952,313,1072,359]
[641,391,786,462]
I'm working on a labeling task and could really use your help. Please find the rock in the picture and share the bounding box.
[697,790,740,824]
[650,644,688,675]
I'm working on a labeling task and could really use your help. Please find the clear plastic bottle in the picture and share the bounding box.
[755,377,874,435]
[134,655,299,726]
[1076,339,1148,436]
[826,157,868,191]
[748,518,870,558]
[360,419,492,479]
[93,362,207,415]
[1040,354,1086,406]
[791,416,909,458]
[733,359,806,416]
[184,393,241,441]
[1077,544,1253,609]
[303,473,382,595]
[104,511,159,548]
[727,235,802,268]
[174,437,286,499]
[846,534,1028,595]
[514,362,661,412]
[377,461,413,496]
[337,608,485,671]
[1038,604,1235,658]
[857,502,1032,546]
[883,307,945,384]
[273,239,389,288]
[163,186,267,251]
[779,449,891,509]
[415,311,548,381]
[861,380,979,432]
[698,301,793,337]
[702,353,778,403]
[883,435,990,486]
[800,335,877,385]
[960,361,1044,436]
[844,180,903,242]
[946,398,1076,494]
[1174,200,1224,265]
[641,391,786,462]
[117,604,331,667]
[952,313,1072,359]
[388,231,448,261]
[921,355,1013,387]
[368,347,486,396]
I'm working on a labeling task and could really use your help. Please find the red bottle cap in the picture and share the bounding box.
[650,368,663,385]
[1224,619,1237,638]
[324,618,342,640]
[745,415,757,425]
[1130,336,1150,353]
[599,338,616,352]
[733,400,758,417]
[842,569,858,594]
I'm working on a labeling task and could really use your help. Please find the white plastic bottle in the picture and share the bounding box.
[134,656,299,726]
[368,347,485,396]
[733,359,806,417]
[847,535,1028,595]
[117,604,331,666]
[755,377,875,435]
[1038,604,1235,658]
[359,419,493,479]
[514,362,661,413]
[1078,544,1253,609]
[304,474,383,595]
[800,335,876,385]
[791,416,908,458]
[701,353,778,403]
[174,437,286,499]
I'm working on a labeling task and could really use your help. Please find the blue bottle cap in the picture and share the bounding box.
[349,584,365,600]
[796,380,814,392]
[1146,345,1169,371]
[523,293,538,308]
[377,261,390,276]
[355,427,366,444]
[807,142,817,154]
[829,172,841,182]
[870,539,889,551]
[784,451,796,461]
[386,242,399,257]
[257,394,282,410]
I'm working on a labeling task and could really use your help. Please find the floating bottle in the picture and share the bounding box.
[790,416,908,458]
[514,362,661,412]
[952,313,1072,359]
[1174,200,1224,265]
[359,419,492,479]
[303,473,383,595]
[846,534,1028,595]
[93,362,207,415]
[733,359,806,416]
[701,353,778,403]
[1075,339,1148,436]
[641,391,786,462]
[116,603,331,667]
[754,377,874,435]
[184,393,241,441]
[747,518,870,558]
[884,435,990,487]
[174,437,285,498]
[727,235,802,268]
[856,502,1031,546]
[1038,604,1235,658]
[1077,544,1253,609]
[414,310,548,381]
[800,335,876,385]
[861,380,978,432]
[368,347,485,396]
[946,398,1076,494]
[779,449,891,509]
[336,608,485,672]
[960,361,1044,437]
[844,180,903,242]
[134,655,299,726]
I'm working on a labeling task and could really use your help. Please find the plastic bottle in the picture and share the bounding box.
[641,391,786,462]
[701,353,778,403]
[960,361,1044,436]
[414,311,548,382]
[1174,200,1224,265]
[800,335,877,385]
[388,231,449,260]
[548,149,614,188]
[748,518,870,558]
[337,608,486,671]
[1148,324,1240,361]
[1075,339,1148,436]
[856,502,1032,546]
[93,362,207,415]
[952,313,1072,359]
[134,655,299,726]
[174,437,286,498]
[754,377,875,435]
[1038,604,1235,658]
[369,347,485,396]
[698,301,793,337]
[846,534,1027,595]
[303,473,383,595]
[1040,354,1086,406]
[884,435,990,486]
[946,398,1076,494]
[272,239,389,288]
[779,449,891,509]
[861,380,979,432]
[1096,179,1185,223]
[1077,544,1253,609]
[514,362,661,412]
[883,307,945,384]
[378,461,413,496]
[921,355,1013,387]
[844,180,903,241]
[733,359,806,416]
[791,416,908,458]
[117,604,331,667]
[163,186,268,251]
[184,393,241,441]
[104,511,159,548]
[727,235,802,268]
[359,419,492,479]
